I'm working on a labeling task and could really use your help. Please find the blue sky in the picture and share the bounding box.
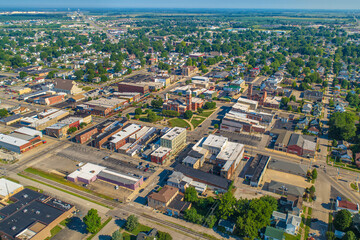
[1,0,360,9]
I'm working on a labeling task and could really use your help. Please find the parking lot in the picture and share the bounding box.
[262,169,311,189]
[217,130,261,147]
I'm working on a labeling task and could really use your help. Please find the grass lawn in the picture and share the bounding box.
[45,225,62,239]
[25,185,43,193]
[60,218,72,227]
[198,109,215,117]
[191,117,206,128]
[284,233,301,240]
[122,232,136,240]
[82,86,93,91]
[23,168,114,201]
[129,224,152,235]
[168,118,190,129]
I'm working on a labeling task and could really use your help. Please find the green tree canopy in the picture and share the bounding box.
[111,229,122,240]
[328,112,356,141]
[83,209,101,234]
[333,209,352,232]
[184,110,193,119]
[125,215,139,232]
[184,186,198,203]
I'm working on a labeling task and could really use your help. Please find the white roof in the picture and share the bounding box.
[237,97,259,105]
[110,124,141,144]
[217,142,244,162]
[202,134,228,149]
[0,178,23,197]
[151,146,171,158]
[0,133,29,147]
[161,127,186,141]
[67,163,106,181]
[14,127,42,137]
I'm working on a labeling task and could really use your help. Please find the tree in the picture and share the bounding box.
[214,124,219,129]
[147,111,158,123]
[333,210,352,232]
[19,71,27,79]
[162,110,180,117]
[203,102,216,110]
[332,139,338,147]
[157,231,173,240]
[83,209,101,234]
[184,187,198,203]
[184,208,203,224]
[125,215,139,232]
[111,230,122,240]
[67,127,77,134]
[0,109,9,118]
[80,122,87,129]
[312,169,318,180]
[205,215,217,228]
[328,112,356,141]
[217,191,236,220]
[343,231,356,240]
[135,108,143,115]
[184,110,193,119]
[151,98,164,109]
[325,231,335,240]
[197,108,204,114]
[126,114,130,120]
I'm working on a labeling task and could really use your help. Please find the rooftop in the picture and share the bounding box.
[67,163,106,181]
[148,185,179,203]
[161,127,186,141]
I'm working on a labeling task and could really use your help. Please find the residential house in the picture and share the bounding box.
[147,185,191,217]
[272,211,301,235]
[218,219,236,233]
[136,228,158,240]
[336,199,359,214]
[296,117,309,130]
[308,126,320,135]
[340,150,353,164]
[302,103,312,114]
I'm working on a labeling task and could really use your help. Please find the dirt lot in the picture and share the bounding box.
[262,169,311,189]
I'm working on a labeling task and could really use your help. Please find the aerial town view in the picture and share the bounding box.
[0,0,359,239]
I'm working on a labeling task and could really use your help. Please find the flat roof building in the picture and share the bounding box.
[160,127,187,152]
[0,188,74,240]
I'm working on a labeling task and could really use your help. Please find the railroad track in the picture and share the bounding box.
[21,171,119,208]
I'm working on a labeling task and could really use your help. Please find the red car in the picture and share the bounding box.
[244,156,250,160]
[144,168,149,172]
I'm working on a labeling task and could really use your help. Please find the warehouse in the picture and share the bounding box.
[109,124,142,150]
[0,188,75,240]
[0,133,42,154]
[67,163,106,184]
[97,169,144,190]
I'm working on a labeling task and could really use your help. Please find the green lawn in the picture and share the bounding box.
[25,185,44,193]
[284,233,301,240]
[168,118,190,129]
[129,224,152,235]
[191,117,206,128]
[45,225,62,239]
[122,232,136,240]
[198,110,215,117]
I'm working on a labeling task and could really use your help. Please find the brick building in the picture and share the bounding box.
[118,82,149,94]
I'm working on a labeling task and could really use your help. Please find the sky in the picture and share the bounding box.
[1,0,360,10]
